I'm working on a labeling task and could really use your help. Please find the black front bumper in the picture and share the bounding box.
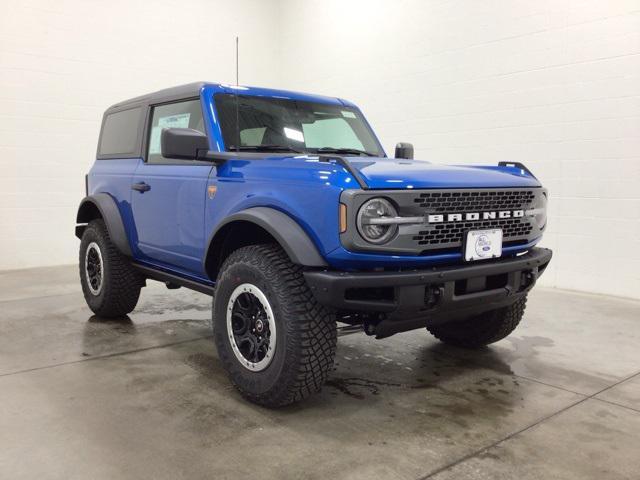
[305,248,552,335]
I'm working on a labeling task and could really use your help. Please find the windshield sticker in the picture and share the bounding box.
[341,110,356,118]
[149,113,191,155]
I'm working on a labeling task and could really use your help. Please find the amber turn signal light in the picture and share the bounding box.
[339,203,347,233]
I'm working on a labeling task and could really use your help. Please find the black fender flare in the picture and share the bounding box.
[75,193,132,257]
[205,207,327,270]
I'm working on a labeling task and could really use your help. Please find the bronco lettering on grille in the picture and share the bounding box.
[428,210,525,223]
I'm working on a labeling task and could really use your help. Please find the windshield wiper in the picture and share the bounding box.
[314,147,376,157]
[229,144,303,153]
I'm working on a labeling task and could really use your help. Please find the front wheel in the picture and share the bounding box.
[213,244,337,407]
[426,296,527,348]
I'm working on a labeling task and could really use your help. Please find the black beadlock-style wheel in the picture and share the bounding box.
[426,296,527,348]
[79,219,142,317]
[226,283,277,372]
[213,244,337,407]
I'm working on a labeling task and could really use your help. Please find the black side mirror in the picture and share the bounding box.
[395,142,414,159]
[161,128,209,160]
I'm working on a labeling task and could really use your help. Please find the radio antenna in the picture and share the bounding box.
[234,36,240,151]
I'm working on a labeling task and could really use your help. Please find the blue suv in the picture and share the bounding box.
[76,82,552,406]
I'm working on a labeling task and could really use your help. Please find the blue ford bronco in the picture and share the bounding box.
[76,82,552,406]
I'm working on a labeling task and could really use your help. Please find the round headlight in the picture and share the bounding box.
[357,198,398,244]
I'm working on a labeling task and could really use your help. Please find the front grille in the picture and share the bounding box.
[339,187,543,255]
[412,189,537,249]
[414,218,534,246]
[414,190,535,212]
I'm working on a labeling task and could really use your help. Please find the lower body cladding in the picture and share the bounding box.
[304,248,553,338]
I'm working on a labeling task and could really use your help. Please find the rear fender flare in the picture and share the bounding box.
[75,193,132,257]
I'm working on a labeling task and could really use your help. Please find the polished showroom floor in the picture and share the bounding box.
[0,265,638,479]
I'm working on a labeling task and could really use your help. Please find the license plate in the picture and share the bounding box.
[464,229,503,261]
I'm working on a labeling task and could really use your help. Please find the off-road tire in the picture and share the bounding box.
[427,296,527,348]
[79,219,142,317]
[213,244,337,407]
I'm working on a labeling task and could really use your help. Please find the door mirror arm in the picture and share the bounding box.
[196,150,234,166]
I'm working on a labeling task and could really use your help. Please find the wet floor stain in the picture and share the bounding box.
[135,298,211,315]
[83,316,208,338]
[506,335,555,357]
[77,316,211,359]
[325,377,405,399]
[183,352,227,381]
[75,310,562,432]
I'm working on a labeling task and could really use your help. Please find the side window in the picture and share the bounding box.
[98,107,142,157]
[147,99,205,163]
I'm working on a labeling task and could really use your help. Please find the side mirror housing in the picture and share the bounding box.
[395,142,414,160]
[161,128,209,160]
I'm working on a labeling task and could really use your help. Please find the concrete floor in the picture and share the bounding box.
[0,265,638,480]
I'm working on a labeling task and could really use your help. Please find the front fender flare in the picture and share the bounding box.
[205,207,327,269]
[75,193,132,257]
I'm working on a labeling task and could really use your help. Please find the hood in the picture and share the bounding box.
[346,157,541,189]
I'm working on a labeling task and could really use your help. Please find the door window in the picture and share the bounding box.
[147,99,205,163]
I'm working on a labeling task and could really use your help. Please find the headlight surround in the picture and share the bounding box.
[536,190,548,229]
[356,198,399,244]
[526,190,547,230]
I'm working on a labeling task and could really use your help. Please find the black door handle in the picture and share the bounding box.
[131,182,151,193]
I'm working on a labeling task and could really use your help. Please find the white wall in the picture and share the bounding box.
[2,0,639,299]
[277,0,640,299]
[0,0,280,270]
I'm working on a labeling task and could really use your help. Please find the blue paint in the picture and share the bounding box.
[87,82,544,284]
[347,158,540,189]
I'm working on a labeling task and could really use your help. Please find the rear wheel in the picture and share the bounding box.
[213,244,337,407]
[427,296,527,348]
[79,219,142,317]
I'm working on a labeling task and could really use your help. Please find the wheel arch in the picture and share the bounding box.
[75,193,132,257]
[204,207,327,281]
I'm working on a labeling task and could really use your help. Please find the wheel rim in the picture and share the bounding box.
[85,242,104,296]
[226,283,276,372]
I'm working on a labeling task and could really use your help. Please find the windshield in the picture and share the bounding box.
[214,93,384,156]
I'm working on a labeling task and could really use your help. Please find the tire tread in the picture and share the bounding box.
[79,219,142,317]
[213,244,337,407]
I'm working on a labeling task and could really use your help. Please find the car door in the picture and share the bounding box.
[131,98,214,276]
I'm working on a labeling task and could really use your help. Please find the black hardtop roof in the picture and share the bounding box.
[105,81,345,114]
[106,82,211,112]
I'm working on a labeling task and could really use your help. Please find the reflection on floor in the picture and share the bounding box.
[0,265,638,480]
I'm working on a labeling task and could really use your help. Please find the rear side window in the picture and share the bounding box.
[98,107,142,157]
[147,99,205,164]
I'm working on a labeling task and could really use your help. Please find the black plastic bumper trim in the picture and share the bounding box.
[304,248,552,313]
